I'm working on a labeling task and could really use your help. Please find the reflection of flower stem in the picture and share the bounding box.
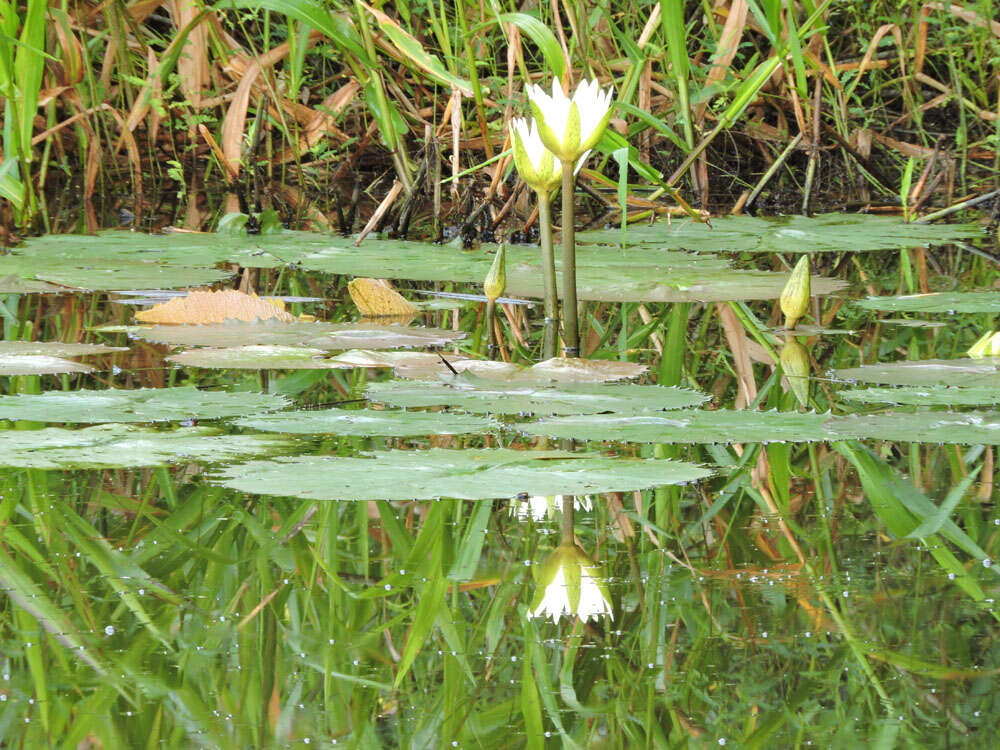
[560,494,574,546]
[538,191,559,359]
[560,162,579,356]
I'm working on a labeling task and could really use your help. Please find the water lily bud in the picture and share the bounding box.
[530,544,613,623]
[968,330,1000,358]
[780,256,811,329]
[527,79,614,163]
[780,338,811,408]
[484,244,506,303]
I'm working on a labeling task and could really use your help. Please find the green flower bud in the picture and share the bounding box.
[780,338,811,408]
[780,256,811,329]
[484,244,506,303]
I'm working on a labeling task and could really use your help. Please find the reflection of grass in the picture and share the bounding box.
[1,238,1000,746]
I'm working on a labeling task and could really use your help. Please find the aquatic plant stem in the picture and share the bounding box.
[560,162,579,356]
[537,191,559,359]
[485,300,496,360]
[561,494,574,546]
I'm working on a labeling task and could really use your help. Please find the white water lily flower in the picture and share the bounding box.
[527,79,614,162]
[510,494,593,521]
[530,544,613,623]
[509,118,589,192]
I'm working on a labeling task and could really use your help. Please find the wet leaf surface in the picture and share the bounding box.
[0,387,288,423]
[234,408,496,436]
[213,449,712,500]
[856,291,1000,314]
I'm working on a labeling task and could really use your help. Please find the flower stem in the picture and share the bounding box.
[560,494,575,546]
[485,299,496,360]
[560,161,579,356]
[537,191,558,359]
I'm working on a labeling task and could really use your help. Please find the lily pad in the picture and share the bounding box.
[10,230,846,302]
[0,424,288,469]
[212,448,712,500]
[856,292,1000,314]
[0,274,64,293]
[519,411,836,444]
[394,357,648,383]
[234,408,496,436]
[840,386,1000,406]
[365,377,708,415]
[0,342,127,357]
[0,355,94,376]
[576,213,980,254]
[167,346,346,370]
[832,359,1000,388]
[835,411,1000,444]
[0,387,288,423]
[125,319,462,350]
[0,253,233,291]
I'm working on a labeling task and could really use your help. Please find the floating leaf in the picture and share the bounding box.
[0,274,64,293]
[856,292,1000,314]
[212,449,712,500]
[0,425,288,469]
[394,357,647,383]
[0,342,127,356]
[832,359,1000,388]
[0,387,287,423]
[520,411,835,444]
[366,377,707,415]
[840,386,1000,406]
[0,252,233,291]
[124,319,461,350]
[577,213,980,253]
[134,289,295,324]
[836,411,1000,444]
[167,345,344,370]
[0,355,94,376]
[234,408,495,436]
[347,278,418,317]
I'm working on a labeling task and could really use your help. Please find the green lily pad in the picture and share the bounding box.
[0,342,127,357]
[234,408,496,436]
[519,411,835,444]
[0,274,65,293]
[0,424,288,469]
[392,356,648,383]
[835,411,1000,444]
[11,231,845,302]
[856,292,1000,314]
[0,253,233,291]
[833,359,1000,388]
[365,377,708,415]
[167,345,345,370]
[840,386,1000,406]
[212,448,711,500]
[0,355,94,376]
[124,319,462,350]
[577,213,980,253]
[0,387,288,423]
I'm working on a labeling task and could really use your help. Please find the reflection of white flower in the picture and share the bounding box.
[509,118,589,193]
[511,495,593,521]
[530,544,613,623]
[527,79,614,162]
[969,330,1000,358]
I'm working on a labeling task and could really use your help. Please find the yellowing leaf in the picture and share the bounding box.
[135,290,295,325]
[348,278,417,317]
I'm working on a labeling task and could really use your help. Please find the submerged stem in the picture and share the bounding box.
[560,494,575,546]
[537,191,558,359]
[560,162,579,356]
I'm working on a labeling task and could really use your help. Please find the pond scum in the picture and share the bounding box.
[2,0,1000,747]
